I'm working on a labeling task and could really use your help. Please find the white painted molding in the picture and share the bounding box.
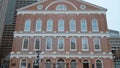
[10,53,113,59]
[17,10,106,15]
[14,33,109,37]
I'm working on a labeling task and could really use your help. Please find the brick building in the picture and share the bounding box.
[10,0,113,68]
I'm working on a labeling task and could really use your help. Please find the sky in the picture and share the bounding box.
[84,0,120,31]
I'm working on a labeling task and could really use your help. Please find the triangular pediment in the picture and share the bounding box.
[17,0,107,11]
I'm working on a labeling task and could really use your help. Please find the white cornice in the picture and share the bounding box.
[14,32,109,37]
[17,10,106,15]
[10,53,113,59]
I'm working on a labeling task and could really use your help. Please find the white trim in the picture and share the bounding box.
[10,53,113,59]
[19,59,27,68]
[95,59,104,68]
[45,0,77,10]
[14,33,109,37]
[46,37,52,51]
[58,37,64,51]
[17,10,106,15]
[70,37,77,51]
[22,37,29,51]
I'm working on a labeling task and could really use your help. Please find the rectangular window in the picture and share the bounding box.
[58,38,64,50]
[34,38,40,50]
[92,19,99,32]
[24,19,31,31]
[82,38,88,51]
[46,38,52,50]
[47,19,53,31]
[70,20,76,32]
[94,38,101,51]
[58,19,64,31]
[81,19,87,32]
[22,38,29,50]
[70,38,76,50]
[35,19,42,31]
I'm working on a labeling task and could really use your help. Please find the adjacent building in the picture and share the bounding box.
[10,0,113,68]
[108,29,120,53]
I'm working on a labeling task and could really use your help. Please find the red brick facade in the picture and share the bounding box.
[10,0,113,68]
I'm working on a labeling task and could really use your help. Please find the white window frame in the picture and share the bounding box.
[82,37,89,51]
[95,59,103,68]
[81,19,87,32]
[92,19,99,32]
[70,37,77,51]
[94,37,101,51]
[34,37,41,51]
[56,4,67,10]
[22,37,29,51]
[35,19,42,32]
[47,19,53,31]
[19,59,27,68]
[70,19,76,32]
[58,37,64,51]
[46,37,52,50]
[58,19,64,32]
[24,19,31,31]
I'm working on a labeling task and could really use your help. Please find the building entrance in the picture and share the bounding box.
[83,60,89,68]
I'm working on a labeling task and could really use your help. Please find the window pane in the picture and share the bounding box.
[96,60,102,68]
[70,20,76,31]
[35,38,40,49]
[82,38,88,50]
[71,38,76,49]
[56,5,67,10]
[94,38,100,50]
[58,38,64,50]
[47,19,53,31]
[35,19,42,31]
[24,19,31,31]
[23,38,28,49]
[46,38,52,50]
[81,19,87,32]
[58,19,64,31]
[92,19,99,32]
[21,60,26,68]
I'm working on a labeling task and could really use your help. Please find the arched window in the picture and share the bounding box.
[34,38,40,50]
[47,19,53,31]
[22,38,29,50]
[20,59,26,68]
[56,5,67,10]
[35,19,42,31]
[24,19,31,31]
[57,59,65,68]
[94,38,101,50]
[58,19,64,31]
[81,19,87,32]
[70,19,76,32]
[82,37,89,51]
[83,60,89,68]
[46,37,52,50]
[71,60,77,68]
[58,38,64,50]
[70,37,76,50]
[92,19,99,32]
[96,60,102,68]
[45,59,51,68]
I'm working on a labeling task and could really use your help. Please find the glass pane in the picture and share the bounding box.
[81,19,87,32]
[58,38,64,49]
[46,38,52,49]
[82,38,88,50]
[47,19,53,31]
[23,38,28,49]
[71,38,76,49]
[35,38,40,49]
[24,19,31,31]
[70,20,76,31]
[36,19,42,31]
[58,19,64,31]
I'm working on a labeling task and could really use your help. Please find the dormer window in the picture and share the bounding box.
[56,5,67,10]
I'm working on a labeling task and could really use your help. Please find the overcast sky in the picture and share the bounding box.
[84,0,120,31]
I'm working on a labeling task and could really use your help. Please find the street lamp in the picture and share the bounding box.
[33,48,41,68]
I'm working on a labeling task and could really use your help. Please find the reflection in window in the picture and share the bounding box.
[58,19,64,31]
[70,19,76,32]
[92,19,99,32]
[24,19,31,31]
[96,60,102,68]
[35,19,42,31]
[46,38,52,50]
[94,38,101,50]
[81,19,87,32]
[58,38,64,50]
[70,38,76,50]
[82,37,88,50]
[47,19,53,31]
[35,38,40,50]
[56,5,67,10]
[22,38,29,50]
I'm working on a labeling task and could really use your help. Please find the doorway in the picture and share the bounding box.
[83,60,89,68]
